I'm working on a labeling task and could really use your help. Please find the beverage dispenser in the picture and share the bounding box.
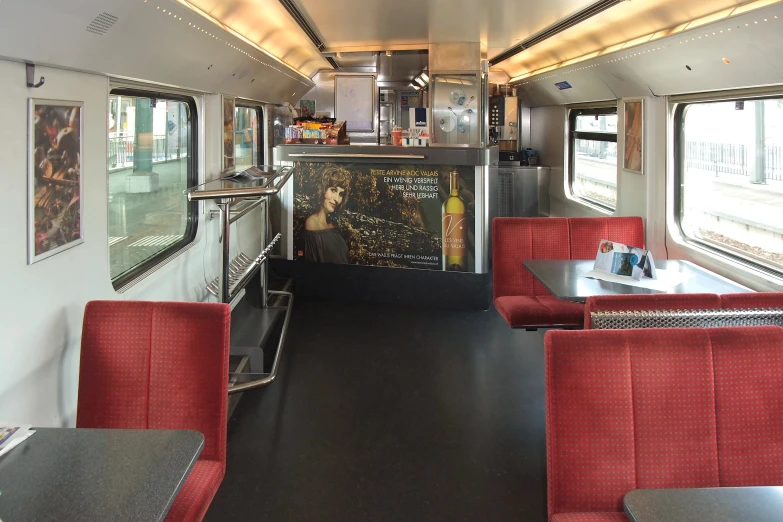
[489,91,519,165]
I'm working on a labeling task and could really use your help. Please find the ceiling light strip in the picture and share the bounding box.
[173,0,313,84]
[489,0,624,66]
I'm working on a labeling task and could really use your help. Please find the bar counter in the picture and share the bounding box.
[272,144,499,310]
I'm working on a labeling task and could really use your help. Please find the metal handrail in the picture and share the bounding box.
[286,153,426,159]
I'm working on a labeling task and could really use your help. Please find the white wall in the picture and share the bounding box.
[0,62,114,426]
[0,60,266,427]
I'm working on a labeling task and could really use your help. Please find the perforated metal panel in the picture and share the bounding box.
[591,309,783,329]
[497,171,512,217]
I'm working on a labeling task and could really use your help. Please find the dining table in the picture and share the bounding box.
[523,259,751,303]
[624,486,783,521]
[0,428,203,522]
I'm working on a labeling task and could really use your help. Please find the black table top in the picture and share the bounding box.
[523,259,751,303]
[624,487,783,522]
[0,428,203,522]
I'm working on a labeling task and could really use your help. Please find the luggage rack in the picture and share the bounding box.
[186,165,294,393]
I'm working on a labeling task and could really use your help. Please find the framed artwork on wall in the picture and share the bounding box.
[623,98,644,175]
[28,99,84,264]
[223,96,235,170]
[299,99,316,118]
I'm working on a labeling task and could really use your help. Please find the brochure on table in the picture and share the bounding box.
[584,239,686,291]
[0,424,35,458]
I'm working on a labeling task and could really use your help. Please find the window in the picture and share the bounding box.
[234,105,263,168]
[676,95,783,273]
[108,90,198,288]
[569,107,618,209]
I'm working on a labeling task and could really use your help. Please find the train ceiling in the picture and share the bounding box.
[173,0,781,82]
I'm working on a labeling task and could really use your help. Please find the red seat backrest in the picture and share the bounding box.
[77,300,231,467]
[583,293,722,328]
[721,292,783,309]
[492,217,571,299]
[545,326,783,518]
[568,217,645,260]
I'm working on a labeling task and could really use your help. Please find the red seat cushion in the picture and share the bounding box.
[584,293,722,328]
[551,513,629,522]
[77,301,231,522]
[721,292,783,309]
[495,296,584,328]
[164,460,225,522]
[568,217,645,260]
[492,217,571,299]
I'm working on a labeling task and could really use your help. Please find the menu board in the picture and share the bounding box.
[335,75,374,132]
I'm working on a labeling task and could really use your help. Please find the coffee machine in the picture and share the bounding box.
[489,90,519,165]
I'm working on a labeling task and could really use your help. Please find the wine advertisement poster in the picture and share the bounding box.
[293,162,476,272]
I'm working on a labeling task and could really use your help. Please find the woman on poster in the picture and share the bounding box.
[303,166,351,264]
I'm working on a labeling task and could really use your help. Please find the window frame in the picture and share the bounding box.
[673,91,783,278]
[234,102,265,167]
[568,105,619,212]
[109,87,199,290]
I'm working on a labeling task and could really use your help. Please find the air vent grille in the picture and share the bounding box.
[278,0,325,51]
[86,12,119,36]
[325,57,340,70]
[489,0,623,65]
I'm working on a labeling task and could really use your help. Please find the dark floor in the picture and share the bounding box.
[206,300,549,522]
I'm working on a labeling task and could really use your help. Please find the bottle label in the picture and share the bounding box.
[443,213,467,255]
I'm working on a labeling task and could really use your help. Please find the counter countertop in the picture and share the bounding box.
[275,144,499,166]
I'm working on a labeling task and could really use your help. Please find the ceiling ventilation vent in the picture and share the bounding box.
[325,57,340,70]
[489,0,624,66]
[86,12,119,36]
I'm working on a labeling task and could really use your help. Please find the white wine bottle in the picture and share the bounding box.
[442,170,467,271]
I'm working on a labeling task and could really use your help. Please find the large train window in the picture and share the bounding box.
[108,90,198,289]
[234,105,263,167]
[568,106,618,210]
[675,95,783,273]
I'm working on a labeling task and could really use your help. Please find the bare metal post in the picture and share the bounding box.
[751,101,766,185]
[218,199,231,303]
[261,197,269,308]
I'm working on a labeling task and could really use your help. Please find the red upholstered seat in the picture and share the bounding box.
[492,218,581,327]
[77,301,231,522]
[583,293,722,329]
[496,296,584,328]
[545,326,783,521]
[721,292,783,309]
[568,217,645,260]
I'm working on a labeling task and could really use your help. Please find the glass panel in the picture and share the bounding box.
[680,98,783,270]
[572,138,618,208]
[108,95,193,282]
[234,106,259,168]
[430,73,480,146]
[575,113,617,134]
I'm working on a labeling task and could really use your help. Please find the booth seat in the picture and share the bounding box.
[583,293,722,329]
[77,301,231,522]
[545,326,783,522]
[584,292,783,329]
[492,217,645,328]
[568,217,645,260]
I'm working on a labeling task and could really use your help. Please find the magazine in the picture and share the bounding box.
[593,239,657,281]
[0,424,35,458]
